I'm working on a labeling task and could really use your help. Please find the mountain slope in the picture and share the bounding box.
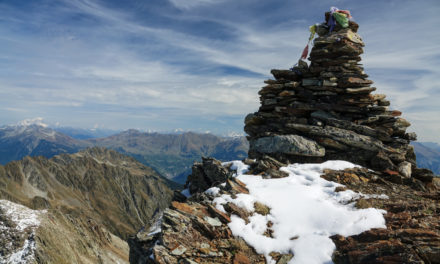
[413,142,440,175]
[0,147,173,239]
[0,199,130,264]
[0,147,174,263]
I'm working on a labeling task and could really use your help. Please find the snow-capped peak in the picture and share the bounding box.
[16,117,48,128]
[224,131,245,138]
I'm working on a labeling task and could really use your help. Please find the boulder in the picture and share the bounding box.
[185,157,232,194]
[249,135,325,157]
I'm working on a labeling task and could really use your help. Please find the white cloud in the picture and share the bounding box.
[1,0,439,140]
[168,0,226,10]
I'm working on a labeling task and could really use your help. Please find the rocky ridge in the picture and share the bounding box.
[0,147,173,263]
[129,160,269,264]
[138,158,440,263]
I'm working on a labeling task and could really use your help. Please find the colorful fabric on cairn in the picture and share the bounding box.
[328,7,351,32]
[336,9,352,19]
[333,12,349,28]
[298,7,353,62]
[300,24,317,60]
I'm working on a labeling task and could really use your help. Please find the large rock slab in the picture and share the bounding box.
[249,135,325,157]
[286,123,387,152]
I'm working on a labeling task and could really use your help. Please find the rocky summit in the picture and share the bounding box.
[137,158,440,264]
[244,14,434,184]
[140,10,439,264]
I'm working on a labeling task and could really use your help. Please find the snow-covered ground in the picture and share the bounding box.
[0,200,46,264]
[210,160,387,264]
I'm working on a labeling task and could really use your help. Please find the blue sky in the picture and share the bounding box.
[1,0,439,140]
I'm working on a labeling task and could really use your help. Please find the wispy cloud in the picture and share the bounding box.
[168,0,226,10]
[0,0,439,139]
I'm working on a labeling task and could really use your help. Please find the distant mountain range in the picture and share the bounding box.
[412,142,440,175]
[0,122,248,184]
[89,129,249,184]
[1,121,438,182]
[0,123,89,164]
[53,126,120,139]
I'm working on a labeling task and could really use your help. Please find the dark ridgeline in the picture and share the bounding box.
[244,13,436,183]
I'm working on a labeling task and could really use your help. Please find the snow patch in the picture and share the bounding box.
[213,160,387,264]
[222,160,249,176]
[0,200,44,232]
[16,117,48,128]
[147,213,163,236]
[5,237,36,264]
[0,200,46,264]
[205,186,220,196]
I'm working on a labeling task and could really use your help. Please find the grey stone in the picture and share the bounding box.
[181,259,198,264]
[302,78,322,86]
[264,99,277,105]
[322,80,337,86]
[378,100,390,106]
[185,157,231,194]
[277,254,294,264]
[371,151,395,171]
[286,123,386,152]
[311,110,337,120]
[170,245,187,255]
[371,94,386,101]
[244,113,264,126]
[250,135,325,157]
[203,216,222,227]
[319,117,391,141]
[346,87,376,94]
[394,118,411,128]
[284,82,300,88]
[404,132,417,141]
[398,161,412,178]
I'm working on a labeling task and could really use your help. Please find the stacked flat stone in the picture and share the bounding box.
[244,15,420,177]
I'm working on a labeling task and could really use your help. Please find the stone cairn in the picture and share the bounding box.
[244,13,434,183]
